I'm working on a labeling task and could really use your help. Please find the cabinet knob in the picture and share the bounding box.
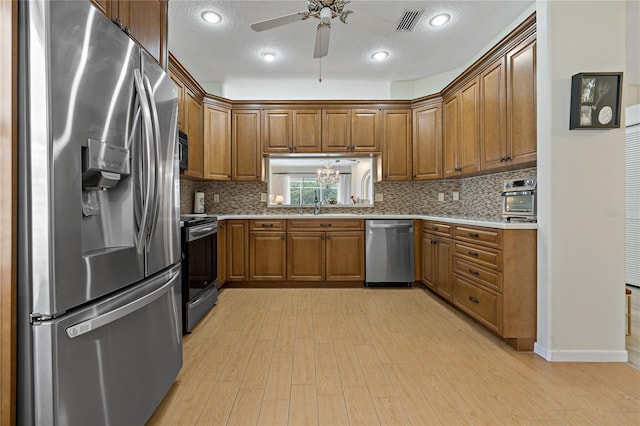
[505,156,511,161]
[468,268,480,276]
[413,174,417,178]
[281,235,285,240]
[326,235,331,240]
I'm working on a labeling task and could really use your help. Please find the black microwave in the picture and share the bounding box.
[178,130,188,171]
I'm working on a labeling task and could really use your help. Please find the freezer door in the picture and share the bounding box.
[30,264,182,426]
[140,52,181,276]
[23,0,146,316]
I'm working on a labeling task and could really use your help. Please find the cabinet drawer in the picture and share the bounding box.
[422,221,452,237]
[287,219,364,231]
[453,275,502,333]
[455,242,502,270]
[454,225,502,249]
[453,257,503,293]
[250,219,287,231]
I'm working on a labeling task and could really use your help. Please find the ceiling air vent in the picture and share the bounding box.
[395,9,424,32]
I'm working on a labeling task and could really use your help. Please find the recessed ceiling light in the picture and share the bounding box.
[429,13,450,27]
[371,51,389,61]
[201,11,222,24]
[261,51,277,62]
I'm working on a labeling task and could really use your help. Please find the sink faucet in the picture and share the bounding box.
[314,190,320,216]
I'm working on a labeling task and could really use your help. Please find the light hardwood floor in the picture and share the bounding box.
[148,286,640,426]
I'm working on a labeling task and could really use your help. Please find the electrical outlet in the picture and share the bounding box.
[452,191,459,201]
[438,193,445,202]
[213,193,220,203]
[260,193,267,202]
[374,193,383,202]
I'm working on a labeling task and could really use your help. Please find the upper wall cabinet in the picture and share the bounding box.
[204,103,231,181]
[351,109,381,152]
[443,77,480,178]
[184,89,203,179]
[263,109,322,153]
[322,109,351,152]
[232,110,262,181]
[382,109,412,181]
[90,0,167,67]
[412,102,442,180]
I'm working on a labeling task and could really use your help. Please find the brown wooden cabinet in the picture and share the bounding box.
[322,109,351,151]
[169,70,186,131]
[412,103,442,180]
[287,219,364,282]
[91,0,167,67]
[217,220,227,288]
[249,232,287,281]
[421,221,453,300]
[203,103,231,181]
[232,110,261,181]
[479,57,507,171]
[184,88,203,179]
[351,109,380,152]
[263,109,322,153]
[506,36,537,167]
[443,77,480,177]
[226,220,249,281]
[382,109,412,181]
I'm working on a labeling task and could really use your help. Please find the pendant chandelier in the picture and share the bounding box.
[316,161,340,184]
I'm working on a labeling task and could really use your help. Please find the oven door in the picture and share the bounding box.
[182,222,218,333]
[502,191,536,217]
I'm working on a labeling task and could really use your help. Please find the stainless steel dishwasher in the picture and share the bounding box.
[365,219,414,287]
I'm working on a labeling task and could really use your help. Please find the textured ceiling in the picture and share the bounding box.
[168,1,536,85]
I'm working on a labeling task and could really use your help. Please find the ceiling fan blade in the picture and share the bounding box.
[250,11,308,32]
[313,23,331,58]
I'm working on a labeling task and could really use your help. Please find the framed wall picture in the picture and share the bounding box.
[570,72,623,129]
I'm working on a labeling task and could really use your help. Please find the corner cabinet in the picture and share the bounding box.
[443,77,480,178]
[203,102,231,181]
[232,110,262,181]
[412,103,442,180]
[184,88,204,179]
[382,109,412,181]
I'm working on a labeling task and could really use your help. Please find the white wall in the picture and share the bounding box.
[221,79,390,100]
[536,0,627,361]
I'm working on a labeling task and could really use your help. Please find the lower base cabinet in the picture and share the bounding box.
[421,232,453,301]
[287,232,325,281]
[249,231,286,280]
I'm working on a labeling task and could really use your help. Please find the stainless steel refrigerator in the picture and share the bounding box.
[17,1,182,424]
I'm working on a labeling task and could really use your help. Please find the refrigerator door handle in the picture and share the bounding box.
[143,73,162,239]
[65,269,179,339]
[133,69,155,253]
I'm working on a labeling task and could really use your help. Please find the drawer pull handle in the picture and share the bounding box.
[468,251,479,257]
[468,232,480,238]
[431,240,437,245]
[320,223,332,227]
[468,269,480,276]
[261,223,274,227]
[469,296,480,304]
[431,226,439,231]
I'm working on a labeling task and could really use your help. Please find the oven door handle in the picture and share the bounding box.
[188,226,217,241]
[502,190,535,196]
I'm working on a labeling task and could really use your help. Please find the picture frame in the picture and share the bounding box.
[570,72,623,129]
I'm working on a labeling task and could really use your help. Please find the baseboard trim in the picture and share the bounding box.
[534,343,628,362]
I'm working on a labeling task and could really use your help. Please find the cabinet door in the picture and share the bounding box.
[325,231,364,281]
[287,232,325,281]
[217,220,227,287]
[232,110,261,181]
[421,233,435,289]
[507,36,537,166]
[351,109,380,152]
[479,58,507,171]
[169,70,185,131]
[204,104,231,180]
[293,110,322,152]
[442,94,459,178]
[412,103,442,180]
[118,0,167,66]
[184,88,203,179]
[249,232,287,280]
[382,109,412,181]
[263,110,292,153]
[322,110,351,152]
[459,77,480,175]
[227,220,249,281]
[434,237,453,301]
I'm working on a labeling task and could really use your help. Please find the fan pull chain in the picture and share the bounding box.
[318,56,322,83]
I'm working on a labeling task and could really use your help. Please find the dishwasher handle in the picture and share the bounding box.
[367,224,413,229]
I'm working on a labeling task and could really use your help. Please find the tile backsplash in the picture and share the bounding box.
[180,166,537,220]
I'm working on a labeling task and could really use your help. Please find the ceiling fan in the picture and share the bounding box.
[250,0,354,58]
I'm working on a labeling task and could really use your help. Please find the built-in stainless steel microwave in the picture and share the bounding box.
[502,178,536,221]
[178,130,188,171]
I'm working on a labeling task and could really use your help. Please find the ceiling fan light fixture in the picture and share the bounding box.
[429,13,450,27]
[261,51,277,62]
[371,51,389,61]
[201,11,222,24]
